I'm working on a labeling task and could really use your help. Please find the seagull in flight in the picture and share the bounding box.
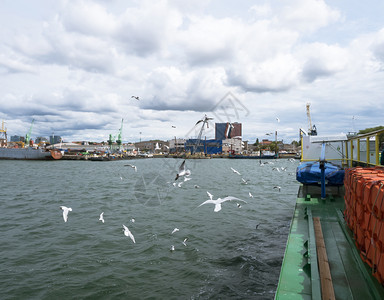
[60,206,72,222]
[125,164,137,172]
[231,167,241,175]
[99,212,104,223]
[123,224,136,243]
[131,96,140,100]
[175,160,190,180]
[182,238,188,246]
[249,192,254,198]
[207,191,213,200]
[172,228,179,234]
[198,195,247,212]
[241,178,249,184]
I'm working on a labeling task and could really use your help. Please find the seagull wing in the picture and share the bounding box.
[60,206,70,222]
[62,209,68,222]
[221,196,247,204]
[123,224,128,235]
[176,160,186,180]
[198,199,215,207]
[128,231,136,243]
[123,224,135,243]
[179,160,186,173]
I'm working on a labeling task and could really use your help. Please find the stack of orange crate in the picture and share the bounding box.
[344,167,384,283]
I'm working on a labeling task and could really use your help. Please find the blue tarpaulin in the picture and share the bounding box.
[296,161,345,185]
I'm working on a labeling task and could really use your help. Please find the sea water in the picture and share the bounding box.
[0,158,299,299]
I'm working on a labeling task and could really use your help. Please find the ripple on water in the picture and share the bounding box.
[0,158,299,299]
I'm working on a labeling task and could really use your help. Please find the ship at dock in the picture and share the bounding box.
[0,121,62,160]
[0,147,62,160]
[275,128,384,299]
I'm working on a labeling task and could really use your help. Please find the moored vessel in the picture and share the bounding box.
[0,121,62,160]
[275,129,384,299]
[0,147,62,160]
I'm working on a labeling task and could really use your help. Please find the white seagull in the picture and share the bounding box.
[122,224,136,243]
[172,228,179,234]
[182,238,188,246]
[60,206,72,222]
[249,192,254,198]
[99,212,104,223]
[207,191,213,200]
[198,196,247,212]
[241,178,249,184]
[175,160,191,180]
[125,164,137,172]
[231,167,241,176]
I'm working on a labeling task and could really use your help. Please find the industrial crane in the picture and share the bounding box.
[306,103,317,136]
[116,118,123,150]
[192,114,213,154]
[108,118,124,151]
[25,119,35,146]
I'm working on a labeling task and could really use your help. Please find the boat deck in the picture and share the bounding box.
[275,185,384,299]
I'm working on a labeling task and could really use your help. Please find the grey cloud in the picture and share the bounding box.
[301,58,335,82]
[373,43,384,63]
[225,69,293,93]
[140,95,214,112]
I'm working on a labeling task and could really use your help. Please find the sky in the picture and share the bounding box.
[1,0,384,144]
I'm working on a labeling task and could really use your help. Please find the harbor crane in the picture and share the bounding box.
[116,118,123,150]
[25,119,35,146]
[108,118,124,151]
[192,114,213,154]
[306,103,317,136]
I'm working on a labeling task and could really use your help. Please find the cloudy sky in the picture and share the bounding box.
[1,0,384,144]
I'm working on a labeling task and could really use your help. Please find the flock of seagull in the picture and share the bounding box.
[59,158,295,251]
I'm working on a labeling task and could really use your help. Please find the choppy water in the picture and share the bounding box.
[1,158,299,299]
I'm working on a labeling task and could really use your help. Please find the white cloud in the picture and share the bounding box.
[0,0,383,143]
[226,54,300,92]
[276,0,341,34]
[298,43,349,82]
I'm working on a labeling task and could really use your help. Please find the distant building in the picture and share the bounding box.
[50,135,62,144]
[222,138,242,154]
[215,122,242,140]
[35,136,49,144]
[11,135,24,142]
[135,140,168,153]
[185,139,222,154]
[168,138,185,153]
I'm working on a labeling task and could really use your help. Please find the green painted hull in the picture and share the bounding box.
[275,185,384,299]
